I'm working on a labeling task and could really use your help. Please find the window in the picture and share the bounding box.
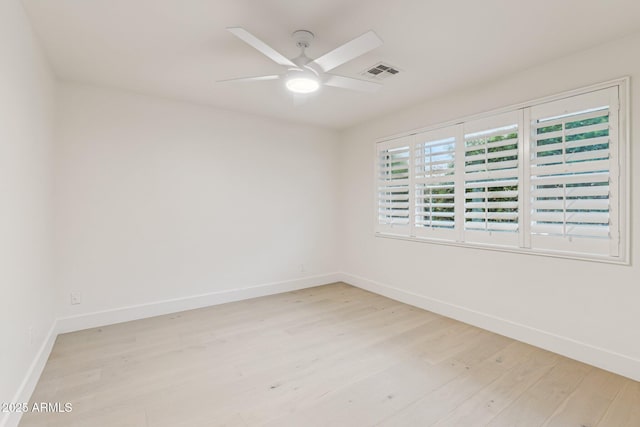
[413,126,457,240]
[376,138,411,233]
[528,88,619,257]
[375,81,628,263]
[463,112,520,246]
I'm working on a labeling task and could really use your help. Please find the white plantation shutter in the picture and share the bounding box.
[374,81,627,262]
[463,112,520,246]
[528,87,619,256]
[413,126,458,239]
[376,137,412,235]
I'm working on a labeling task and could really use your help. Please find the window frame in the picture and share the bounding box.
[373,78,630,265]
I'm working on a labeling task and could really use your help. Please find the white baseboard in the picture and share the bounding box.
[57,273,342,334]
[1,321,58,427]
[340,272,640,382]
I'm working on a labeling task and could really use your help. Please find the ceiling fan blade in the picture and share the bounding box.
[217,75,281,83]
[312,31,383,72]
[227,27,296,68]
[324,75,382,93]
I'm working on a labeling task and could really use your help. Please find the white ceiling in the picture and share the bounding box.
[22,0,640,129]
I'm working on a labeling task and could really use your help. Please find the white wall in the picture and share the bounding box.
[55,83,340,320]
[0,0,56,423]
[3,4,638,416]
[340,32,640,380]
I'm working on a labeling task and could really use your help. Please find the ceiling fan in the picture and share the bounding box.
[219,27,384,94]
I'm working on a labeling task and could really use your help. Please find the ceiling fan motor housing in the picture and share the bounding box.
[292,30,314,49]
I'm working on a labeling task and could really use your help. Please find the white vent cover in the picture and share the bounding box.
[361,62,401,80]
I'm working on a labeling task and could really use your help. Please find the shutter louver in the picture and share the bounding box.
[413,129,457,239]
[376,139,411,235]
[464,114,520,245]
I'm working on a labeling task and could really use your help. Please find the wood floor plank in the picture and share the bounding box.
[597,380,640,427]
[430,347,560,427]
[485,357,592,426]
[377,341,543,427]
[541,366,625,427]
[18,283,640,427]
[261,355,468,427]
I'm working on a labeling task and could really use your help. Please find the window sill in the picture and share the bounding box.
[374,232,629,266]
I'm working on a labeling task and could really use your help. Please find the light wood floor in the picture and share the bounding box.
[20,283,640,427]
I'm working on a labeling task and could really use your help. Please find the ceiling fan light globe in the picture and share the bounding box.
[286,77,319,94]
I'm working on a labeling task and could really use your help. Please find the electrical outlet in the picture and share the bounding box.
[28,327,34,345]
[299,264,305,272]
[70,291,82,305]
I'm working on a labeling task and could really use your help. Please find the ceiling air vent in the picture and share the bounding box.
[362,62,401,80]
